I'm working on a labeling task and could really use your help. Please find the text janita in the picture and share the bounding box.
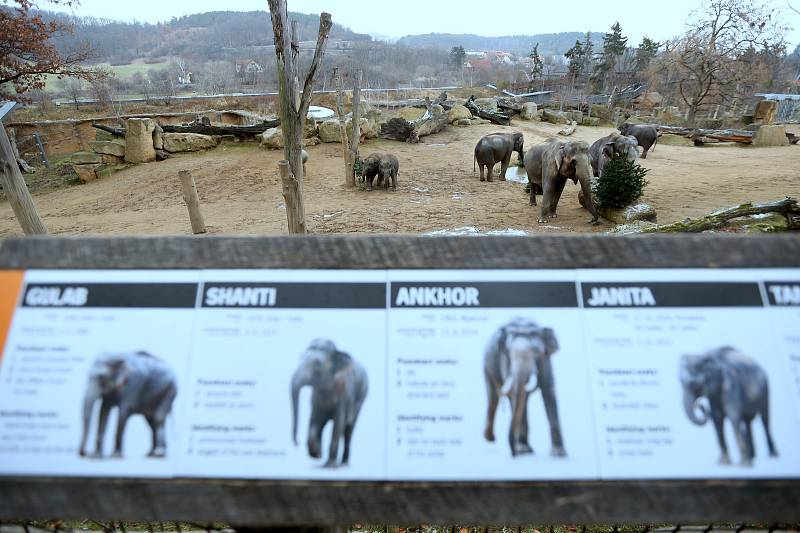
[586,287,656,307]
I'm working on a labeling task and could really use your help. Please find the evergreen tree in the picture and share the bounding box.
[564,39,585,79]
[593,22,628,91]
[634,36,660,75]
[581,32,595,82]
[529,43,543,83]
[449,45,466,70]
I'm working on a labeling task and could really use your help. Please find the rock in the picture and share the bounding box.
[153,123,164,150]
[94,164,126,180]
[71,164,98,183]
[471,118,491,125]
[542,109,569,125]
[569,110,584,123]
[431,104,445,115]
[303,120,318,139]
[319,119,341,143]
[588,104,613,121]
[608,221,659,234]
[753,99,778,124]
[71,151,103,165]
[94,130,115,142]
[456,118,472,126]
[260,127,284,149]
[162,133,219,153]
[396,107,425,121]
[581,116,601,127]
[102,154,125,165]
[600,202,658,224]
[155,149,171,161]
[448,104,472,123]
[318,117,374,143]
[124,118,157,163]
[473,98,498,112]
[89,140,125,157]
[520,102,538,120]
[753,125,790,147]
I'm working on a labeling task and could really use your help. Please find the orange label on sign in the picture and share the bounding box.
[0,270,24,362]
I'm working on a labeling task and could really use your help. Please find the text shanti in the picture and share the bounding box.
[395,286,480,307]
[205,287,277,307]
[586,286,656,307]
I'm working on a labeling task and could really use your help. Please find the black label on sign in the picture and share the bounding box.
[22,283,199,308]
[764,282,800,306]
[390,282,578,308]
[581,282,763,308]
[201,282,386,309]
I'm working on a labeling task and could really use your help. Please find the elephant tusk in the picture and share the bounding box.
[499,375,513,396]
[525,369,539,392]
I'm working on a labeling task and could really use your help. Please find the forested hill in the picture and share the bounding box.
[41,10,371,63]
[396,32,598,56]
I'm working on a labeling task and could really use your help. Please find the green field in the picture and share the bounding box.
[42,60,171,92]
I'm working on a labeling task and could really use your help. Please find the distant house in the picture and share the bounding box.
[465,58,492,71]
[489,51,513,64]
[177,71,194,85]
[235,59,264,76]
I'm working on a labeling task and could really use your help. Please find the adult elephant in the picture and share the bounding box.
[79,351,177,459]
[291,338,368,468]
[473,132,524,182]
[483,317,565,458]
[523,139,599,224]
[680,346,778,466]
[589,132,640,177]
[618,122,660,158]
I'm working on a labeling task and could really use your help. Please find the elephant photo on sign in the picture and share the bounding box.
[79,351,177,459]
[291,338,368,468]
[484,317,565,458]
[680,346,778,466]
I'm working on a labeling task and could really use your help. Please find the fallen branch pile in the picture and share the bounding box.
[641,197,799,233]
[92,118,281,139]
[465,96,511,126]
[379,96,448,143]
[658,125,754,144]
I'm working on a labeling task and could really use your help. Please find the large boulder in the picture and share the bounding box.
[447,104,472,123]
[162,133,219,153]
[153,124,164,150]
[473,98,498,112]
[542,109,570,125]
[260,127,283,149]
[753,125,790,147]
[71,151,103,165]
[520,102,538,120]
[71,164,99,183]
[124,118,156,163]
[318,117,374,143]
[89,140,125,157]
[318,119,341,143]
[753,100,778,124]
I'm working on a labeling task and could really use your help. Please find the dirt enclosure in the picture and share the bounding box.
[1,120,798,236]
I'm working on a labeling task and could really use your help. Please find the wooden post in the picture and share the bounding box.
[278,159,306,234]
[351,68,362,174]
[268,0,331,234]
[178,170,206,235]
[6,127,33,173]
[0,123,48,235]
[335,68,354,188]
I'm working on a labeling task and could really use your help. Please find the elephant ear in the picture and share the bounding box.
[108,358,129,392]
[553,145,565,174]
[603,142,615,158]
[331,350,352,373]
[496,326,508,354]
[542,327,559,356]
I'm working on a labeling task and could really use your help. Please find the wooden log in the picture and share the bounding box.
[162,122,280,136]
[92,123,126,137]
[465,96,511,126]
[278,159,306,234]
[642,197,798,233]
[497,97,523,115]
[334,68,354,187]
[379,118,415,142]
[379,98,448,143]
[178,170,207,235]
[0,123,48,234]
[558,121,578,136]
[657,125,754,144]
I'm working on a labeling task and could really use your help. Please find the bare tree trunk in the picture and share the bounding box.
[268,0,332,233]
[335,68,354,188]
[278,160,305,234]
[351,69,362,175]
[0,124,47,235]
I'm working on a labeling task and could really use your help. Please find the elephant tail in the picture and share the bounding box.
[473,153,476,174]
[652,133,658,152]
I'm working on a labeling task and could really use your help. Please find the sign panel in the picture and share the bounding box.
[0,268,798,481]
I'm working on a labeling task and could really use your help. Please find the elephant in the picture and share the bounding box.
[589,132,640,177]
[362,152,399,191]
[291,338,368,467]
[483,317,565,458]
[523,139,599,224]
[680,346,778,466]
[618,123,660,159]
[473,132,524,182]
[79,351,177,459]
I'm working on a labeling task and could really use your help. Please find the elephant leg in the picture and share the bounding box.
[484,375,499,442]
[742,419,755,464]
[148,415,168,458]
[392,171,397,190]
[112,406,131,458]
[541,385,566,457]
[551,178,567,218]
[641,145,649,159]
[146,416,157,456]
[731,417,751,466]
[486,162,495,182]
[307,409,326,459]
[529,184,537,206]
[342,423,354,466]
[761,408,778,457]
[517,398,533,455]
[94,400,112,458]
[479,164,486,182]
[539,178,555,223]
[325,403,347,468]
[712,411,730,465]
[499,154,510,181]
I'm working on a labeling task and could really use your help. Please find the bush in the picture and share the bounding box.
[592,153,649,209]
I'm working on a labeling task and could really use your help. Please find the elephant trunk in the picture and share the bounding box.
[683,387,708,425]
[577,155,599,222]
[79,380,100,456]
[510,376,527,440]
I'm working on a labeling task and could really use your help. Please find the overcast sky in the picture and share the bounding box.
[50,0,800,47]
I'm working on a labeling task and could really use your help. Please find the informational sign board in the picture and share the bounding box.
[0,268,798,480]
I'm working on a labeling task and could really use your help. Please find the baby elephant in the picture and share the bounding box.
[363,152,399,191]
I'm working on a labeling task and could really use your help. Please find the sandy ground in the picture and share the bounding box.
[1,121,799,236]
